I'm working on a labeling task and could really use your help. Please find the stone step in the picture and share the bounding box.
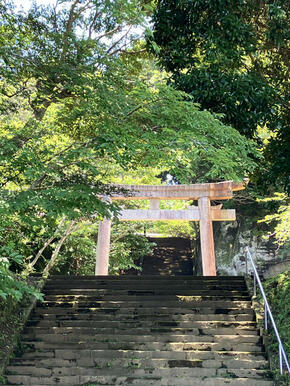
[5,375,274,385]
[21,333,261,346]
[29,312,255,323]
[43,283,247,290]
[8,357,269,371]
[39,295,251,305]
[47,275,246,281]
[36,299,252,308]
[17,350,266,363]
[44,282,247,289]
[44,276,246,289]
[43,289,249,298]
[44,286,247,293]
[6,362,269,377]
[21,341,263,355]
[32,306,255,315]
[45,277,246,283]
[43,283,246,290]
[27,317,256,328]
[20,341,264,353]
[22,326,260,341]
[25,320,257,330]
[13,351,268,372]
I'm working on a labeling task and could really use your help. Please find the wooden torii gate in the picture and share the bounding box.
[95,180,247,276]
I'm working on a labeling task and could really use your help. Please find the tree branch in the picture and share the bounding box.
[106,26,133,55]
[125,98,165,118]
[96,26,122,42]
[61,0,80,62]
[28,138,95,190]
[121,48,146,55]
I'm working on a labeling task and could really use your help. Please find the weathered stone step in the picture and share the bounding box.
[6,374,273,385]
[8,357,269,372]
[5,374,274,385]
[44,278,247,284]
[43,290,249,298]
[7,359,269,380]
[7,356,268,376]
[47,275,246,281]
[20,341,263,352]
[43,285,247,292]
[36,299,252,308]
[39,296,251,307]
[32,306,254,315]
[217,368,273,378]
[44,281,247,290]
[21,333,261,347]
[22,326,259,341]
[16,350,266,364]
[44,282,247,290]
[29,312,255,323]
[21,341,263,358]
[25,320,257,330]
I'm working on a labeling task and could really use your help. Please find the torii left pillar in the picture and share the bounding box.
[95,218,112,276]
[95,218,111,275]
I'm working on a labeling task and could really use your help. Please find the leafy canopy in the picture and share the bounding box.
[149,0,289,192]
[0,0,259,298]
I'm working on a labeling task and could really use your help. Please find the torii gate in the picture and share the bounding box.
[95,180,247,276]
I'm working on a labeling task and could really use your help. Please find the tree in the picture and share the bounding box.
[0,0,259,297]
[149,0,289,192]
[0,0,153,119]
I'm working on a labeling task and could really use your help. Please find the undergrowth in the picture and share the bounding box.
[0,276,43,384]
[0,297,25,384]
[258,271,290,385]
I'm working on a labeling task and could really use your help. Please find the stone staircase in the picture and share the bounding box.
[141,237,193,276]
[6,276,273,385]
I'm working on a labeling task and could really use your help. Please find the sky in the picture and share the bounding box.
[18,0,56,11]
[17,0,146,41]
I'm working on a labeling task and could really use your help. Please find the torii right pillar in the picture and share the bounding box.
[198,196,216,276]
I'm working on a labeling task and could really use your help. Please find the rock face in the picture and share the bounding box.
[213,222,278,277]
[262,257,290,279]
[5,275,273,385]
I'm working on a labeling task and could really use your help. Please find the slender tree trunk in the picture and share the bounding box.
[42,220,78,277]
[26,218,66,272]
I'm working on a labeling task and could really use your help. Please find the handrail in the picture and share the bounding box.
[245,247,290,375]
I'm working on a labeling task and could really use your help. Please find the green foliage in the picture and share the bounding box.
[258,193,290,256]
[0,0,151,119]
[0,249,42,301]
[148,220,195,238]
[261,272,290,384]
[150,0,289,192]
[54,60,258,183]
[109,229,154,274]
